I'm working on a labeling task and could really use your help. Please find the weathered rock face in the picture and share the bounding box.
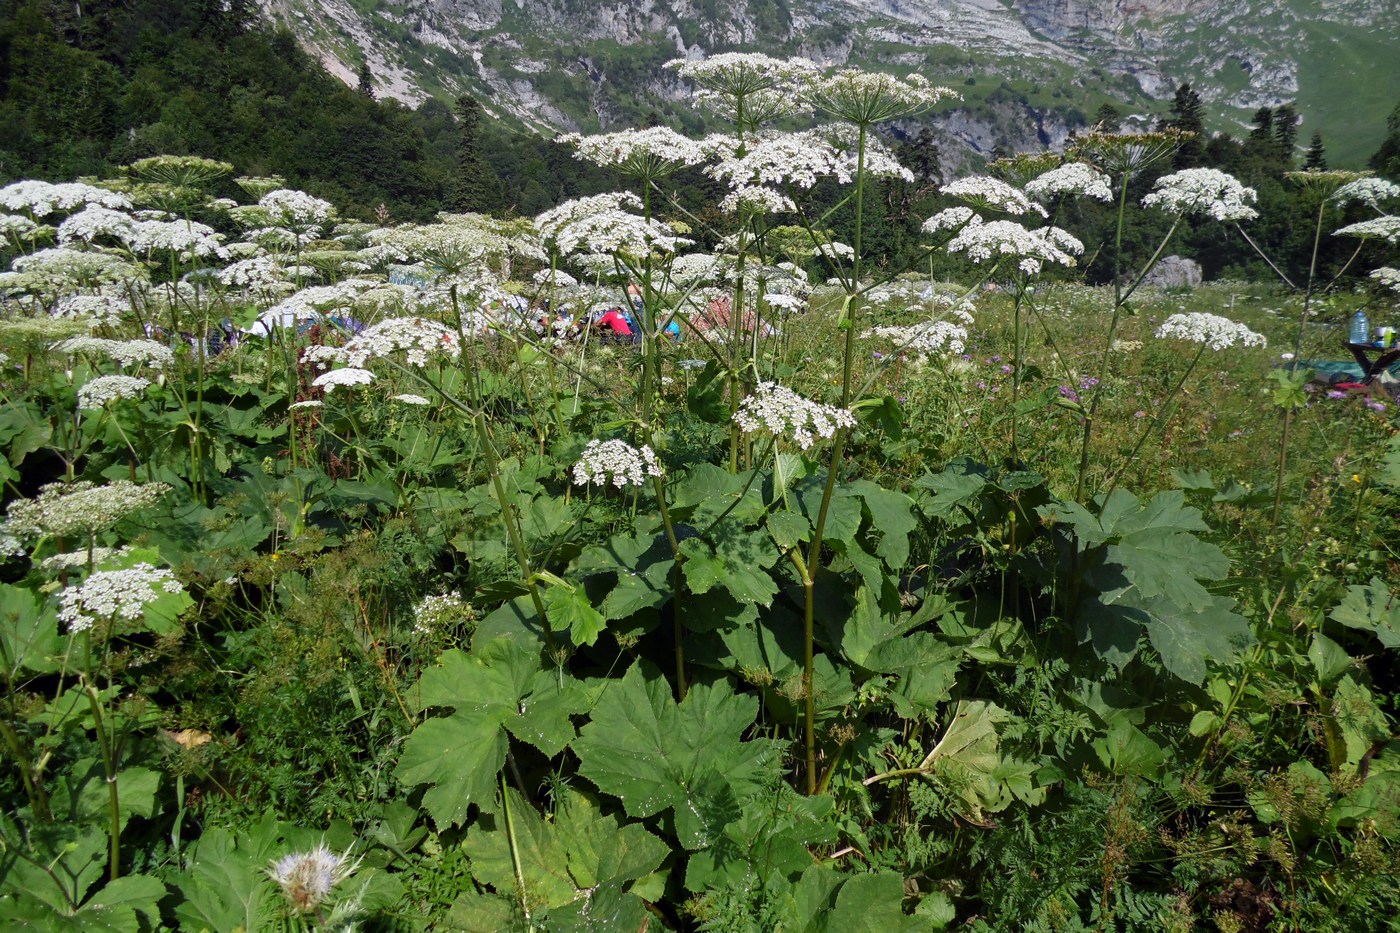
[1144,256,1204,289]
[256,0,1398,165]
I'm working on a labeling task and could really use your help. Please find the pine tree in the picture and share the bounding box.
[1164,83,1206,167]
[357,61,375,100]
[452,94,499,212]
[1093,103,1121,130]
[1272,104,1298,165]
[1303,132,1326,170]
[1370,98,1400,178]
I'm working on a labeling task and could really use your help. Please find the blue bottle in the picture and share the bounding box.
[1350,310,1370,344]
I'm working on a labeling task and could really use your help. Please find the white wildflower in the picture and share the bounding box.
[804,69,958,126]
[51,336,174,368]
[9,247,146,290]
[719,186,796,215]
[124,218,227,259]
[1,480,169,540]
[1330,177,1400,210]
[412,591,472,635]
[312,368,376,393]
[535,193,688,258]
[1142,168,1258,222]
[57,205,135,244]
[260,188,335,228]
[0,213,42,238]
[559,127,708,176]
[572,439,664,488]
[1155,312,1267,350]
[53,292,131,326]
[941,176,1047,217]
[341,318,461,368]
[78,375,150,409]
[1334,216,1400,244]
[1370,267,1400,294]
[947,220,1082,275]
[269,845,361,914]
[707,130,851,190]
[863,321,968,358]
[57,562,182,633]
[40,546,133,573]
[393,394,430,406]
[1024,162,1114,202]
[733,382,855,450]
[666,54,818,127]
[922,206,981,235]
[289,400,323,410]
[218,256,289,291]
[0,180,131,218]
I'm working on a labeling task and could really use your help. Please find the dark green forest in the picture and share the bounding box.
[1,0,1398,284]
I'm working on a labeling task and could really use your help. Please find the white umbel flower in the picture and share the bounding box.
[341,317,462,368]
[921,206,981,235]
[1141,169,1258,222]
[558,127,708,176]
[947,220,1082,275]
[572,439,664,488]
[312,367,376,393]
[863,321,968,358]
[1,480,170,539]
[733,382,855,450]
[51,336,174,369]
[941,176,1047,217]
[412,591,472,635]
[1370,267,1400,295]
[1024,162,1114,202]
[1334,216,1400,244]
[57,563,183,633]
[719,186,796,214]
[1330,177,1400,210]
[707,131,851,190]
[269,845,361,914]
[1155,312,1267,350]
[78,375,151,409]
[0,180,131,218]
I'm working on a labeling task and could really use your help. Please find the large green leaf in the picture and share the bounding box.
[1331,577,1400,648]
[397,638,585,828]
[0,582,60,676]
[544,585,606,646]
[680,523,779,607]
[169,818,284,933]
[464,788,667,917]
[842,480,917,570]
[780,867,925,932]
[572,663,782,849]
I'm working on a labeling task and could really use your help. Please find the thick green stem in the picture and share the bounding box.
[840,125,869,409]
[652,473,687,701]
[83,681,121,881]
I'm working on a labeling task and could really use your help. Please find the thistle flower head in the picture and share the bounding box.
[269,845,361,914]
[572,439,664,488]
[1155,312,1267,350]
[57,563,183,634]
[941,176,1047,217]
[1141,169,1257,222]
[1024,162,1114,203]
[733,382,855,450]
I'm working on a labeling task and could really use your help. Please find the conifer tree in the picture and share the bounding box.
[1272,103,1298,165]
[1303,132,1326,170]
[452,94,500,212]
[1164,83,1206,167]
[357,61,375,100]
[1371,99,1400,178]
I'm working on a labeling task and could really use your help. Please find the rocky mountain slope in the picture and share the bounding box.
[256,0,1399,167]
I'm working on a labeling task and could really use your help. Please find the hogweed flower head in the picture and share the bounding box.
[558,127,708,177]
[2,480,170,540]
[1155,312,1266,350]
[1142,169,1257,222]
[57,563,182,634]
[986,151,1064,187]
[572,439,664,488]
[733,382,855,450]
[268,845,361,914]
[707,131,850,190]
[51,336,174,369]
[78,375,151,409]
[1369,267,1400,295]
[0,180,132,218]
[922,206,980,235]
[1280,169,1368,203]
[804,69,957,126]
[719,186,796,215]
[312,367,375,393]
[1072,129,1188,178]
[666,54,818,128]
[412,591,474,636]
[1024,162,1114,202]
[947,220,1082,275]
[941,176,1047,217]
[1329,176,1399,211]
[863,321,967,358]
[341,317,462,368]
[1334,216,1400,244]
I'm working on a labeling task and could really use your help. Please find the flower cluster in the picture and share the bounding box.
[1142,169,1258,222]
[947,220,1082,274]
[921,206,979,235]
[804,69,957,126]
[412,591,474,635]
[53,293,132,327]
[340,317,461,368]
[56,205,135,244]
[78,375,151,409]
[268,845,361,914]
[733,382,855,449]
[1330,177,1399,210]
[707,131,850,190]
[666,54,817,127]
[51,336,175,369]
[0,180,131,218]
[40,545,133,573]
[1024,162,1114,202]
[559,127,709,176]
[57,563,183,633]
[1334,216,1400,244]
[1155,312,1267,350]
[535,192,689,258]
[312,367,375,394]
[719,186,796,215]
[1072,129,1188,178]
[1,480,170,540]
[863,321,968,358]
[260,188,335,228]
[393,393,431,406]
[941,176,1047,217]
[1370,267,1400,295]
[7,247,146,291]
[572,439,664,488]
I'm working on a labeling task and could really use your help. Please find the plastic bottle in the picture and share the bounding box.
[1350,310,1370,344]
